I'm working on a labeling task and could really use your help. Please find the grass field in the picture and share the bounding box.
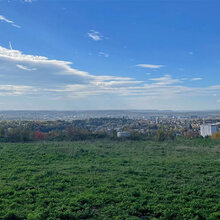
[0,138,220,219]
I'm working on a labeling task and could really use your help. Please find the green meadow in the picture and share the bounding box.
[0,139,220,219]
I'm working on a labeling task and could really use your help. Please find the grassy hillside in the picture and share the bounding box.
[0,139,220,219]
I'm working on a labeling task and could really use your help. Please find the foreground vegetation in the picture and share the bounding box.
[0,138,220,219]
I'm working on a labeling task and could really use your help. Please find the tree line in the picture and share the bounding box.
[0,125,178,142]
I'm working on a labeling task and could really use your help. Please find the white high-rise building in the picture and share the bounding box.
[200,124,218,137]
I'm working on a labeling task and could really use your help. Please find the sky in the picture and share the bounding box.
[0,0,220,110]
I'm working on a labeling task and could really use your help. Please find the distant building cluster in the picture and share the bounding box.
[0,111,220,139]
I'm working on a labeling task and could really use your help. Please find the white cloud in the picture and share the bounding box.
[0,15,21,28]
[0,46,140,96]
[88,30,103,41]
[192,77,202,81]
[24,0,32,2]
[0,85,36,96]
[149,75,181,85]
[16,64,36,71]
[0,45,220,110]
[136,64,165,69]
[0,15,13,24]
[99,52,109,58]
[0,46,92,82]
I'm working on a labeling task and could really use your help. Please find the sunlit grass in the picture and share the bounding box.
[0,138,220,219]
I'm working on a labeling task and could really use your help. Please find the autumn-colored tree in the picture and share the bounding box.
[34,131,46,140]
[211,131,220,139]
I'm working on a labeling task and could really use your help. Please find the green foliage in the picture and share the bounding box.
[5,128,33,142]
[0,139,219,219]
[154,129,175,141]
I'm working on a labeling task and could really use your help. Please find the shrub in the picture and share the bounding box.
[211,131,220,139]
[154,129,175,141]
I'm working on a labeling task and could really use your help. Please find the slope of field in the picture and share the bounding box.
[0,139,220,219]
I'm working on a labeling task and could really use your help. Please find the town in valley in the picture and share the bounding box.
[0,110,219,141]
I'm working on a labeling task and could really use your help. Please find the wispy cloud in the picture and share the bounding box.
[24,0,32,2]
[16,64,36,71]
[136,64,165,69]
[189,51,194,55]
[9,41,13,50]
[0,85,36,96]
[192,77,202,81]
[88,30,103,41]
[98,52,109,58]
[0,15,21,28]
[149,75,181,85]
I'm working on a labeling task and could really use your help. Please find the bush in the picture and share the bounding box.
[6,128,32,142]
[154,129,175,141]
[211,131,220,139]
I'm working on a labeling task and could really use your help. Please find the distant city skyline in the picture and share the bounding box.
[0,0,220,110]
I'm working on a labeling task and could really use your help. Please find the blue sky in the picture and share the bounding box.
[0,0,220,110]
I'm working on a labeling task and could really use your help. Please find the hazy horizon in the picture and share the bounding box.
[0,109,220,112]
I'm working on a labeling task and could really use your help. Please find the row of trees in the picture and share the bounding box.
[0,126,179,142]
[0,127,111,142]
